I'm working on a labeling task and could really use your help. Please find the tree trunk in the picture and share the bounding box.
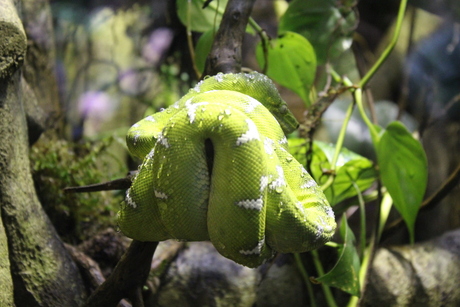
[0,0,87,305]
[21,0,63,138]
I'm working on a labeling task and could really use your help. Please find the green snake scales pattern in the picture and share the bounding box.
[118,72,336,268]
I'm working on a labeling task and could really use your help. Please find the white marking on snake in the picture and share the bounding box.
[264,138,275,155]
[278,146,288,153]
[132,123,140,128]
[240,238,265,255]
[157,131,170,148]
[132,132,141,145]
[301,179,317,189]
[144,149,155,162]
[244,73,252,80]
[235,197,263,211]
[279,136,288,145]
[236,119,260,145]
[296,201,306,216]
[244,97,261,113]
[326,206,335,218]
[154,190,168,200]
[260,175,269,192]
[318,215,335,232]
[214,73,224,82]
[125,188,137,208]
[185,100,208,124]
[193,80,203,92]
[145,115,156,122]
[269,165,286,190]
[316,224,324,240]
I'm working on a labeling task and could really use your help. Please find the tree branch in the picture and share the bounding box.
[85,241,158,307]
[202,0,257,76]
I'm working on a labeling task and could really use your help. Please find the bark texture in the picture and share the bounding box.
[0,0,87,305]
[0,0,26,79]
[0,207,13,306]
[202,0,257,76]
[21,0,62,125]
[0,2,27,305]
[86,240,158,307]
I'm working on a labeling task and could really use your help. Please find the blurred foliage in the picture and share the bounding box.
[176,0,228,33]
[30,136,126,243]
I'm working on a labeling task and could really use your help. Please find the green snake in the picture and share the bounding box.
[118,72,336,268]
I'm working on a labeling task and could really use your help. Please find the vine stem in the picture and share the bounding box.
[353,183,366,259]
[311,250,338,307]
[186,0,201,79]
[356,0,408,138]
[354,88,380,144]
[346,236,375,307]
[359,0,408,88]
[294,253,318,307]
[344,185,371,307]
[321,100,354,191]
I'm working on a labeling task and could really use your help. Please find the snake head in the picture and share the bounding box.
[269,101,299,135]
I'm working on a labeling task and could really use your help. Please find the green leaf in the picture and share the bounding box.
[331,159,376,205]
[256,31,316,105]
[316,215,361,297]
[176,0,228,33]
[195,29,215,74]
[279,0,357,64]
[376,121,428,243]
[288,139,377,205]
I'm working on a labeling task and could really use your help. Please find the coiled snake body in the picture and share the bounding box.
[119,72,336,267]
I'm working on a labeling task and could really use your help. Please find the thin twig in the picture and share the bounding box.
[64,171,137,193]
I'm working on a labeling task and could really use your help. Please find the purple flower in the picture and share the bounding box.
[142,27,174,65]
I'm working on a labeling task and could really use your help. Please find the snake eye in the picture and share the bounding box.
[279,105,288,114]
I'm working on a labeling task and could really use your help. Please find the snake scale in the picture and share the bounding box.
[119,72,336,268]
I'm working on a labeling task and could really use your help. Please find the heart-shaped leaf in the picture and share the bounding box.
[376,121,428,243]
[315,214,361,296]
[256,31,316,106]
[176,0,228,33]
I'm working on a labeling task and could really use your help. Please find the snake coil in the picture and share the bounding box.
[119,72,336,267]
